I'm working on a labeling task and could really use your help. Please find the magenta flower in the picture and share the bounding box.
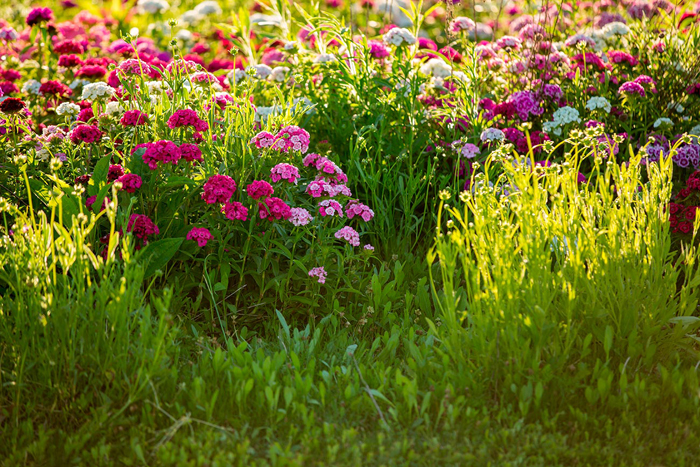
[270,163,300,184]
[308,266,327,284]
[222,201,248,221]
[127,214,159,240]
[116,173,142,193]
[26,7,53,26]
[251,131,275,149]
[258,197,291,221]
[142,140,181,169]
[167,109,209,132]
[318,199,343,217]
[120,109,148,126]
[187,227,213,247]
[180,143,202,162]
[619,81,646,97]
[246,180,274,200]
[334,226,360,246]
[202,175,237,204]
[345,200,374,222]
[70,125,102,144]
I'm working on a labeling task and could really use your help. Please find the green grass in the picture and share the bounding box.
[3,150,700,466]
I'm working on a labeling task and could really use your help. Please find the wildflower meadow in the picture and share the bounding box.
[2,0,700,464]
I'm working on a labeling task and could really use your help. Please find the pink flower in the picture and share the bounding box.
[202,175,237,204]
[108,164,124,182]
[222,201,248,221]
[334,226,360,246]
[116,173,142,193]
[120,109,148,126]
[127,214,159,240]
[306,180,333,198]
[251,131,275,149]
[345,200,374,222]
[167,109,209,132]
[258,197,292,221]
[289,207,313,226]
[187,227,213,247]
[26,7,53,26]
[318,199,343,217]
[246,180,274,200]
[364,244,375,251]
[619,81,646,97]
[142,140,181,169]
[70,125,102,144]
[272,125,310,153]
[180,143,202,162]
[270,163,300,184]
[308,266,327,284]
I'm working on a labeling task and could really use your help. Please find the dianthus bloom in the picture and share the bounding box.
[142,140,181,169]
[167,109,209,132]
[368,40,390,59]
[306,179,334,198]
[270,163,300,184]
[39,80,72,97]
[251,131,275,149]
[201,174,237,204]
[0,97,26,114]
[120,109,148,126]
[108,164,124,182]
[308,266,327,284]
[116,173,142,193]
[70,124,102,144]
[222,201,248,221]
[179,143,202,162]
[289,207,313,226]
[258,197,291,221]
[126,214,159,240]
[618,81,645,97]
[246,180,274,199]
[318,199,344,217]
[187,227,213,247]
[481,128,505,142]
[26,7,53,26]
[364,244,375,251]
[449,17,476,33]
[383,28,417,47]
[334,226,360,246]
[272,125,310,153]
[345,200,374,222]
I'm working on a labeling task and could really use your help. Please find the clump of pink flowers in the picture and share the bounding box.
[270,163,300,184]
[272,125,310,153]
[187,227,213,247]
[308,266,327,284]
[179,143,202,162]
[289,207,313,226]
[247,180,274,199]
[222,201,248,221]
[345,200,374,222]
[202,175,237,204]
[116,173,142,193]
[319,199,343,217]
[258,197,292,221]
[142,140,182,169]
[70,125,103,144]
[26,7,53,26]
[167,109,209,132]
[335,226,360,246]
[127,214,159,245]
[121,110,148,126]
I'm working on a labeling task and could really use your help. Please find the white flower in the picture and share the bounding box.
[69,79,90,90]
[137,0,169,14]
[314,53,337,64]
[227,68,248,84]
[552,106,581,126]
[105,101,124,116]
[480,128,505,142]
[175,30,193,42]
[56,102,81,116]
[564,33,596,48]
[145,80,170,94]
[419,58,452,79]
[251,64,272,79]
[585,96,611,113]
[254,105,283,122]
[22,79,41,95]
[383,28,416,47]
[179,10,202,25]
[653,117,673,129]
[81,82,115,101]
[271,66,290,82]
[193,0,221,15]
[602,22,630,38]
[449,17,475,32]
[283,41,297,51]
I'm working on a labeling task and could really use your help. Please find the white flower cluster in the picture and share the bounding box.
[194,0,221,15]
[81,82,115,101]
[564,33,596,48]
[543,106,581,136]
[22,79,41,95]
[383,28,416,47]
[137,0,169,14]
[175,30,193,42]
[585,96,612,113]
[480,128,505,142]
[602,22,630,39]
[314,53,337,64]
[653,117,673,129]
[270,66,290,82]
[419,58,452,79]
[105,101,124,116]
[56,102,81,116]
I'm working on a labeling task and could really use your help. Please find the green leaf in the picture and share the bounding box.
[89,156,111,196]
[139,237,184,278]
